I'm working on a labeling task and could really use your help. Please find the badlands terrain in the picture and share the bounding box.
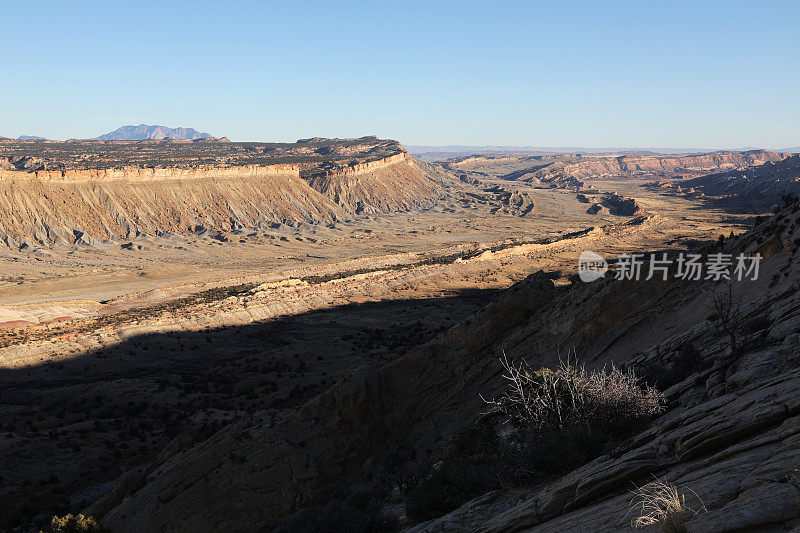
[0,137,798,531]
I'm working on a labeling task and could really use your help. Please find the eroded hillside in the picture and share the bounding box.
[91,200,800,532]
[0,138,441,249]
[306,153,440,214]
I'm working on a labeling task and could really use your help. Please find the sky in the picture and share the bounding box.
[1,0,798,149]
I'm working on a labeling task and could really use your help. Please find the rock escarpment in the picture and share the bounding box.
[467,150,790,188]
[0,165,341,249]
[305,152,439,214]
[96,202,800,531]
[600,192,642,216]
[0,139,442,249]
[572,149,786,178]
[655,155,800,213]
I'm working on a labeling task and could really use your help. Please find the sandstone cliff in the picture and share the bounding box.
[0,165,342,249]
[305,153,440,214]
[0,140,442,249]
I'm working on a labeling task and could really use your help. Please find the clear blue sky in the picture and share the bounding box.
[2,0,798,148]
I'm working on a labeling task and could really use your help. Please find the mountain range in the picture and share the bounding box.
[96,124,213,141]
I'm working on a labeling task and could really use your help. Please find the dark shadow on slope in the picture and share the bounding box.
[0,288,502,530]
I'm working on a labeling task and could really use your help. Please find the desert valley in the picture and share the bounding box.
[0,129,799,531]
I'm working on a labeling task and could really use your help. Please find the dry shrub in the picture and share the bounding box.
[485,353,665,471]
[406,355,665,523]
[629,479,705,533]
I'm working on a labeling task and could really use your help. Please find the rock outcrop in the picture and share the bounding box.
[95,273,559,530]
[601,192,642,216]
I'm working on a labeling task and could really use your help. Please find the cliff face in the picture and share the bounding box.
[96,204,800,532]
[0,165,342,248]
[510,150,789,187]
[0,142,442,249]
[609,149,784,176]
[305,153,439,214]
[0,163,300,182]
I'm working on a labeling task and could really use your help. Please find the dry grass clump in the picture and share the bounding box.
[629,480,705,532]
[42,513,107,533]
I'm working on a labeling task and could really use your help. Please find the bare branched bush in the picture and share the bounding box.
[629,479,705,533]
[405,355,666,525]
[706,281,744,357]
[485,353,665,452]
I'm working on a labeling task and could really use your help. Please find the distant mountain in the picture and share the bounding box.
[781,147,800,153]
[18,135,47,140]
[97,124,213,141]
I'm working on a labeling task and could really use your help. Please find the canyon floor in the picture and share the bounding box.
[0,143,779,530]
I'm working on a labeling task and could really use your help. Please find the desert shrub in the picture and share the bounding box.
[42,514,106,533]
[405,355,665,523]
[706,282,745,357]
[380,443,429,497]
[485,355,665,472]
[628,479,705,532]
[273,497,400,533]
